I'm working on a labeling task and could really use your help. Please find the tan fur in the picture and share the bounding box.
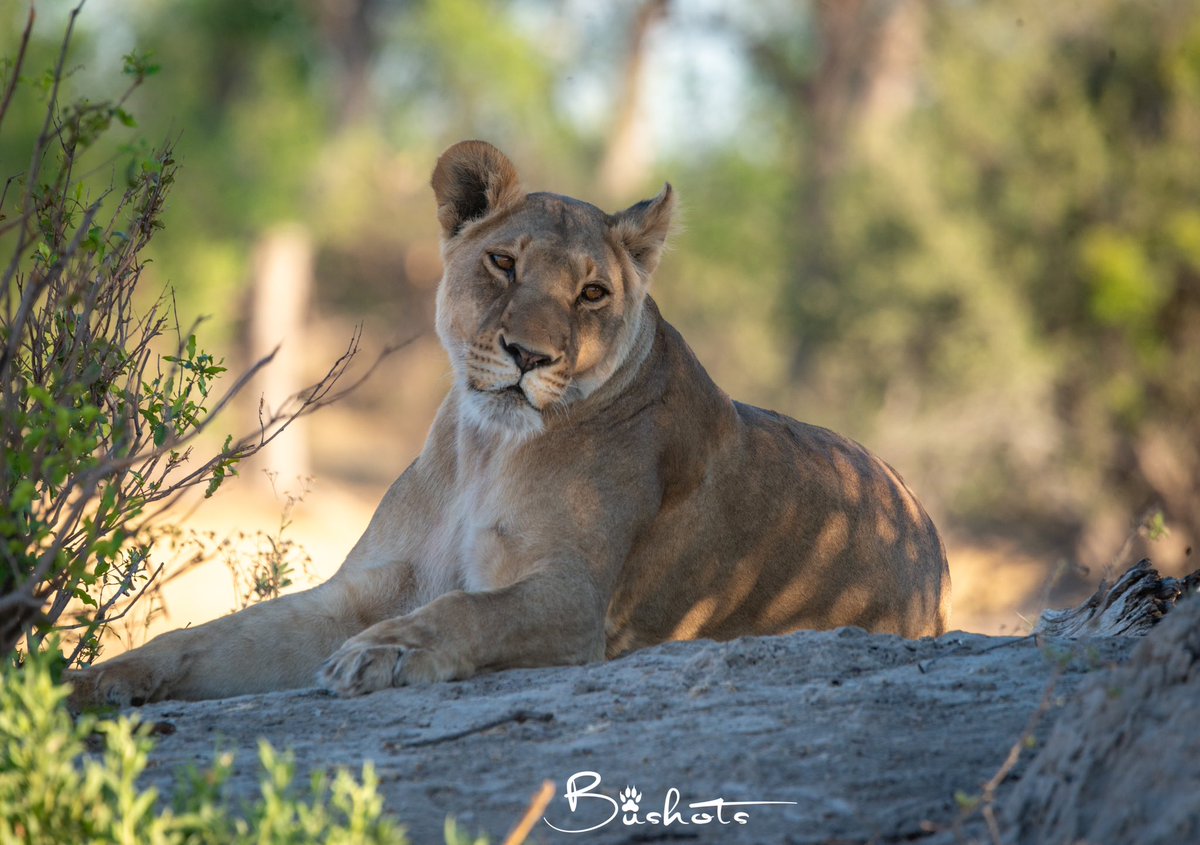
[68,141,950,705]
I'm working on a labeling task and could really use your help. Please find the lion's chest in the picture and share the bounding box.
[445,441,541,593]
[459,515,520,591]
[431,413,614,594]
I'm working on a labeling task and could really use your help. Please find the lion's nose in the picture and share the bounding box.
[501,337,553,373]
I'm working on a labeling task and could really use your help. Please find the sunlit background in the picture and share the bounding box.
[4,0,1198,643]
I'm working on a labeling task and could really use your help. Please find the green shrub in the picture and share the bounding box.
[0,655,408,844]
[0,5,358,665]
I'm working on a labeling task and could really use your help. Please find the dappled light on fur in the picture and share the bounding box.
[669,597,721,640]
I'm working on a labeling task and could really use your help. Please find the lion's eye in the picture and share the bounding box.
[579,284,609,304]
[489,253,515,274]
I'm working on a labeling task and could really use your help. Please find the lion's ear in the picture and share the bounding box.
[431,141,523,239]
[611,183,675,278]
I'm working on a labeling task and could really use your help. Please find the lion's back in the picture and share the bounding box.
[604,366,949,655]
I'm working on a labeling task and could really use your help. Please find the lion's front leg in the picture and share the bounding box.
[318,571,606,696]
[67,586,346,708]
[68,565,413,708]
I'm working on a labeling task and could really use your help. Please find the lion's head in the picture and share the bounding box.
[430,140,674,438]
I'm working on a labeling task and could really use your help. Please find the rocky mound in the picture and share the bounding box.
[135,627,1140,843]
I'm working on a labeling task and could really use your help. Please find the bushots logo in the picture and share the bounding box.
[542,771,797,834]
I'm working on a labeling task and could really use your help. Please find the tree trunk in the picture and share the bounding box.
[249,225,314,486]
[748,0,921,365]
[314,0,382,130]
[598,0,670,200]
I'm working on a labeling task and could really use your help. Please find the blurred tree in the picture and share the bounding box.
[8,0,1196,576]
[744,0,1200,568]
[112,0,590,324]
[598,0,669,199]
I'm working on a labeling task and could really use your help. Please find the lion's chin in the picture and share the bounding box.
[462,385,545,441]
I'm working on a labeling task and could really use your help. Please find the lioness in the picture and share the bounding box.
[70,140,949,705]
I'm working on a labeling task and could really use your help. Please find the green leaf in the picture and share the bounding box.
[954,790,979,811]
[1080,228,1168,330]
[80,361,103,386]
[122,49,161,78]
[11,479,37,511]
[1146,511,1170,542]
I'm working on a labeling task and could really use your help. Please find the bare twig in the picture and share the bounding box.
[950,669,1060,845]
[503,780,557,845]
[0,5,35,138]
[401,710,555,749]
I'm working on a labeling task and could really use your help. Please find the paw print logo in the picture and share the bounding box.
[620,786,642,814]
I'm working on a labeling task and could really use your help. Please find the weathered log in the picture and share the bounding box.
[1034,558,1199,637]
[1003,588,1200,845]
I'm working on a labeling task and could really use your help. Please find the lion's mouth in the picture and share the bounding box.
[470,381,533,407]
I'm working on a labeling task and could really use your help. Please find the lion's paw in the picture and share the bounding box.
[318,636,465,696]
[317,641,407,696]
[65,662,160,711]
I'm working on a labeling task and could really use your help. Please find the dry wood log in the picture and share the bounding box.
[1004,581,1200,845]
[1034,558,1199,637]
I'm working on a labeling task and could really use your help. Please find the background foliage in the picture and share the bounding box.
[4,0,1197,602]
